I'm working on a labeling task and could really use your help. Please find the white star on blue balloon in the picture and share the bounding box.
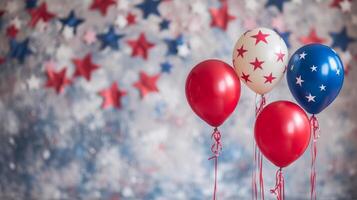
[8,38,32,63]
[59,10,84,34]
[136,0,161,19]
[330,27,355,51]
[164,35,184,56]
[97,26,125,50]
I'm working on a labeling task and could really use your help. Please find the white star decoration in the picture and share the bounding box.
[311,65,317,72]
[290,65,294,71]
[306,93,316,102]
[340,0,351,13]
[336,69,341,75]
[319,84,326,91]
[296,75,304,86]
[299,52,307,59]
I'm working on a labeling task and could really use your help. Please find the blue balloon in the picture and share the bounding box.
[286,44,344,114]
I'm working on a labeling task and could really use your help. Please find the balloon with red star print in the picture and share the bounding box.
[232,27,288,95]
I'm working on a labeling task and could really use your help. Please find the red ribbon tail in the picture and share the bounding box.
[270,168,284,200]
[208,128,222,200]
[259,151,265,200]
[310,115,319,200]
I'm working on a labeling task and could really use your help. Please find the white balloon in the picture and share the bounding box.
[232,27,288,95]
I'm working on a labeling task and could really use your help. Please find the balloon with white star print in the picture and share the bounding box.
[287,44,344,114]
[232,27,288,95]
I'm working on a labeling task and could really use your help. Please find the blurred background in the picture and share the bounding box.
[0,0,356,199]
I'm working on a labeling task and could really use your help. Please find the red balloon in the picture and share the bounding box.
[185,59,241,127]
[255,101,310,168]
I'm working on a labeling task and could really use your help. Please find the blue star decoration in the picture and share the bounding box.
[59,10,84,34]
[275,29,291,48]
[160,61,172,73]
[26,0,38,9]
[97,26,125,50]
[8,38,32,63]
[159,19,170,30]
[164,35,184,56]
[330,27,355,51]
[265,0,290,12]
[136,0,161,19]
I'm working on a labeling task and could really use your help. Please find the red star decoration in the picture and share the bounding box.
[28,3,55,28]
[127,33,155,60]
[72,54,99,81]
[209,2,236,30]
[251,30,270,45]
[133,71,160,98]
[98,82,127,109]
[241,72,252,83]
[275,50,285,62]
[6,25,19,38]
[330,0,352,9]
[126,12,136,26]
[250,57,264,70]
[299,28,327,44]
[264,73,276,84]
[90,0,116,16]
[45,67,71,94]
[236,45,248,58]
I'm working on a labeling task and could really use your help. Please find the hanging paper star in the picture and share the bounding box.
[6,25,19,38]
[127,33,155,60]
[45,67,71,94]
[97,26,125,50]
[209,2,235,30]
[83,29,97,44]
[90,0,116,16]
[99,82,127,109]
[8,38,32,63]
[299,28,326,44]
[72,54,99,81]
[126,12,136,26]
[133,71,160,98]
[0,57,5,65]
[265,0,289,12]
[59,10,84,34]
[330,0,351,9]
[330,27,355,51]
[136,0,161,19]
[159,19,170,30]
[28,2,55,28]
[160,62,172,73]
[164,35,184,56]
[25,0,38,10]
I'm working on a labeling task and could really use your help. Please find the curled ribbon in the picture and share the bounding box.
[270,168,285,200]
[310,115,320,200]
[253,94,266,200]
[208,128,222,200]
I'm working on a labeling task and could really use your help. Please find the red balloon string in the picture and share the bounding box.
[253,94,266,200]
[270,168,285,200]
[208,127,222,200]
[310,115,319,200]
